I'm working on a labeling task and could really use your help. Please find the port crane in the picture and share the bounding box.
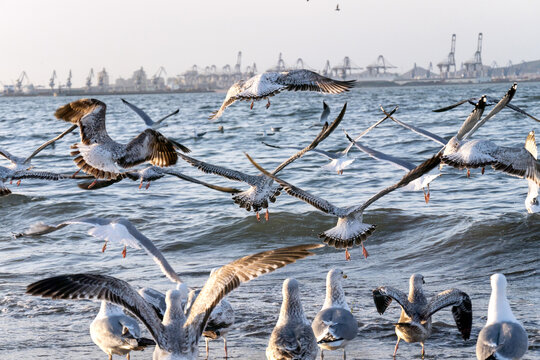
[66,70,72,90]
[152,66,167,88]
[15,71,29,92]
[437,34,456,77]
[464,32,483,73]
[86,68,94,89]
[49,70,57,90]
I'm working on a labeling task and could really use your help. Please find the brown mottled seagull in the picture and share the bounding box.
[54,98,190,187]
[209,69,355,120]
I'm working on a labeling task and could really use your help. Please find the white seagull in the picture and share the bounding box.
[0,164,67,196]
[181,104,346,221]
[54,98,190,185]
[372,274,472,358]
[90,300,156,360]
[246,150,442,260]
[312,269,357,360]
[263,106,398,175]
[266,278,318,360]
[209,69,355,120]
[344,131,441,203]
[122,98,179,129]
[476,273,528,360]
[27,243,323,360]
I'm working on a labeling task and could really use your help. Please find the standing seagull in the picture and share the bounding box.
[263,106,397,175]
[27,243,323,360]
[372,274,472,358]
[476,273,528,360]
[266,278,318,360]
[90,300,155,360]
[54,98,190,184]
[312,269,357,360]
[209,70,354,120]
[122,98,179,129]
[182,104,346,221]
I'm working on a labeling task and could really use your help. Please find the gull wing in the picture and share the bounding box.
[23,124,78,164]
[506,103,540,122]
[344,131,414,171]
[246,153,348,217]
[209,81,244,120]
[26,274,168,350]
[432,98,472,112]
[119,129,181,168]
[372,286,414,318]
[271,103,346,175]
[122,98,155,126]
[13,217,110,238]
[262,142,337,160]
[0,147,23,164]
[276,69,355,94]
[10,170,66,181]
[54,98,107,145]
[162,168,242,194]
[184,244,323,341]
[424,289,472,340]
[380,106,447,146]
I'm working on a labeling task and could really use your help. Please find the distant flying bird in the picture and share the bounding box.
[209,69,354,120]
[54,99,190,186]
[335,4,340,11]
[27,243,323,360]
[320,101,331,124]
[122,98,179,129]
[373,274,472,358]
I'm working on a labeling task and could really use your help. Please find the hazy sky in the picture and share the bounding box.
[1,0,539,87]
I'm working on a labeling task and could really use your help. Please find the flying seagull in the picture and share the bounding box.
[26,243,323,360]
[122,98,179,129]
[372,274,472,358]
[181,104,346,221]
[54,98,190,186]
[209,70,354,120]
[264,106,397,174]
[312,269,357,360]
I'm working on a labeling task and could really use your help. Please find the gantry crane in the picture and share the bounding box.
[86,68,94,89]
[49,70,57,90]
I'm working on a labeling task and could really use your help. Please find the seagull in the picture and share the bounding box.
[122,98,179,129]
[320,101,331,124]
[335,4,340,11]
[263,106,397,175]
[312,269,357,360]
[432,84,539,123]
[0,165,67,196]
[26,243,323,360]
[209,69,355,120]
[90,300,156,360]
[192,129,206,139]
[372,273,472,358]
[76,165,242,193]
[181,104,346,221]
[476,273,528,360]
[344,131,441,203]
[14,217,185,263]
[54,98,190,185]
[246,149,443,260]
[266,278,318,360]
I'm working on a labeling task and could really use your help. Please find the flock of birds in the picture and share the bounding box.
[2,69,538,359]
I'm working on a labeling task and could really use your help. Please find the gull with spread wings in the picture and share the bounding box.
[54,98,190,187]
[122,98,179,129]
[26,243,323,360]
[209,69,354,120]
[181,104,347,221]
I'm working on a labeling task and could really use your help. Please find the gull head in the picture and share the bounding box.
[490,273,507,293]
[283,278,300,299]
[410,273,425,289]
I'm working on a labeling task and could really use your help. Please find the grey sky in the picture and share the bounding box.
[1,0,539,87]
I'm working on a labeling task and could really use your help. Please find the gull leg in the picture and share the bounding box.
[205,338,209,359]
[145,181,151,190]
[139,179,143,189]
[266,98,271,109]
[345,248,351,261]
[102,241,108,253]
[109,354,112,360]
[9,180,12,185]
[250,100,254,110]
[265,209,269,221]
[126,353,130,360]
[321,350,324,360]
[224,337,228,359]
[340,169,344,175]
[481,167,485,175]
[393,338,400,358]
[361,242,369,258]
[467,169,470,178]
[256,212,260,222]
[421,342,425,358]
[122,245,127,258]
[71,168,81,178]
[343,348,346,360]
[424,185,430,204]
[87,179,98,189]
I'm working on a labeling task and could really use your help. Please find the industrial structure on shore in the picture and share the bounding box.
[3,34,540,97]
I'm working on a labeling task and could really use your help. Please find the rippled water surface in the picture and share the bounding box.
[0,83,539,359]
